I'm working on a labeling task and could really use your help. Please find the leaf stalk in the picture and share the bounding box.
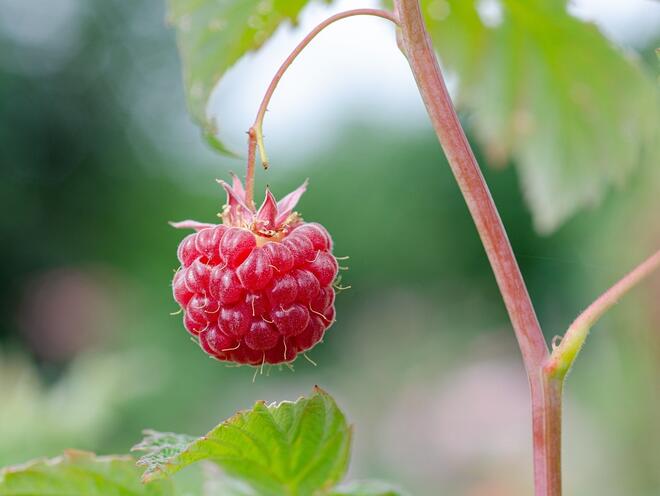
[546,249,660,380]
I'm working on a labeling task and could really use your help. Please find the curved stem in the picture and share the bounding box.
[546,248,660,379]
[393,0,555,494]
[244,8,399,208]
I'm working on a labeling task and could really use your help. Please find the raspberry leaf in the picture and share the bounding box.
[132,432,198,476]
[133,387,351,495]
[417,0,657,232]
[166,0,316,151]
[0,450,172,495]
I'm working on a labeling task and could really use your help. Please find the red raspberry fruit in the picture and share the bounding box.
[171,175,338,366]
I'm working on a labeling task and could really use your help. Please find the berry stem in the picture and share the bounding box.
[545,248,660,380]
[393,0,556,494]
[244,8,400,209]
[246,128,257,211]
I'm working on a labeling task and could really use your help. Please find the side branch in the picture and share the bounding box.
[546,249,660,379]
[244,8,399,207]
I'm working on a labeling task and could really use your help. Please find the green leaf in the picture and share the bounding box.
[329,480,408,496]
[0,450,172,496]
[134,387,352,496]
[167,0,315,150]
[0,351,158,467]
[421,0,658,232]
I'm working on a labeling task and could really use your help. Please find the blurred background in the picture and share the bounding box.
[0,0,659,494]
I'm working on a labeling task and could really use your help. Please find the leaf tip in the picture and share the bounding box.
[312,384,326,394]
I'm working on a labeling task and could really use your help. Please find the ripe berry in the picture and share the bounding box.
[171,176,339,365]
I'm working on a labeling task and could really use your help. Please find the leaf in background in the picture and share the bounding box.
[167,0,316,151]
[0,351,159,467]
[134,387,352,496]
[330,480,408,496]
[420,0,658,232]
[0,451,172,496]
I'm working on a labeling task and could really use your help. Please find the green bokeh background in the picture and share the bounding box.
[1,1,659,494]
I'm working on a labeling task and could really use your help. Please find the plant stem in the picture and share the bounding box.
[392,0,547,371]
[542,376,563,493]
[244,8,399,209]
[246,128,257,211]
[546,249,660,379]
[393,1,557,494]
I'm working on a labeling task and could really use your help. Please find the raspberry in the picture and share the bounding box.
[171,175,338,366]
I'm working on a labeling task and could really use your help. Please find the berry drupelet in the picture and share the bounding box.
[171,175,338,366]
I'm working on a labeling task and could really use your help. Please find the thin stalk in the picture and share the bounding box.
[244,8,399,208]
[246,128,257,211]
[393,0,555,494]
[546,249,660,379]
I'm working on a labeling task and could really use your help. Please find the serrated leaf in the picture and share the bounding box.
[420,0,658,232]
[132,431,198,476]
[134,387,352,496]
[0,450,172,496]
[167,0,315,150]
[329,480,408,496]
